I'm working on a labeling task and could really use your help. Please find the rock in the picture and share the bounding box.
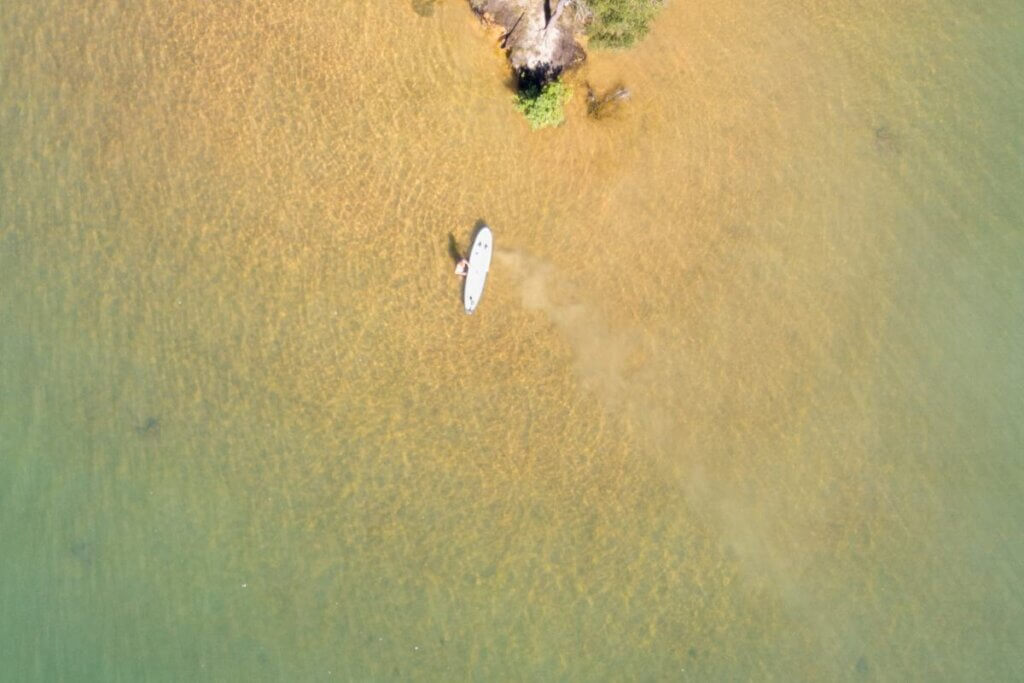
[469,0,586,87]
[135,416,160,437]
[411,0,437,17]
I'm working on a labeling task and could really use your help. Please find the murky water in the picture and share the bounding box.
[2,0,1022,679]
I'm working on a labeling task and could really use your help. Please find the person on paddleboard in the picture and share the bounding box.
[454,258,469,277]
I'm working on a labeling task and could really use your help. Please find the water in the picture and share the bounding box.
[2,0,1022,679]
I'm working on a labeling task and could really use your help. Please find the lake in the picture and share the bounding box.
[1,0,1022,678]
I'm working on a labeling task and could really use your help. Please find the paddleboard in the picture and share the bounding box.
[463,226,493,314]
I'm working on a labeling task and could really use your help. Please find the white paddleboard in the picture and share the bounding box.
[463,226,493,314]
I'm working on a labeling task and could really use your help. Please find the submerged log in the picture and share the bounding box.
[469,0,586,88]
[586,82,631,118]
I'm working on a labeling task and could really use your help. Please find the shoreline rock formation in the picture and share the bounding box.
[469,0,588,89]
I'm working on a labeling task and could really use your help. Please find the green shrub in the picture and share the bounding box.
[514,80,573,130]
[586,0,661,48]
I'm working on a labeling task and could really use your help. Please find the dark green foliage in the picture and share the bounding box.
[586,0,662,48]
[514,79,573,130]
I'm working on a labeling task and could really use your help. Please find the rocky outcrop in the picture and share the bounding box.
[469,0,588,89]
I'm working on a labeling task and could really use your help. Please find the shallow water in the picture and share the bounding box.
[2,0,1022,679]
